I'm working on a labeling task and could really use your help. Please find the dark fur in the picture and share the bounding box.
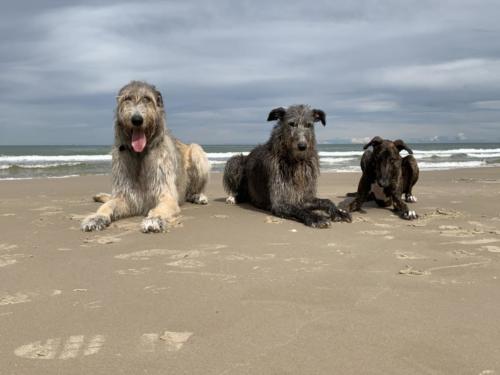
[223,105,351,228]
[347,136,419,220]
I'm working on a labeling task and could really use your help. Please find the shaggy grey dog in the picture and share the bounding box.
[81,81,210,233]
[223,105,351,228]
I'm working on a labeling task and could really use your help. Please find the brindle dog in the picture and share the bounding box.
[81,81,210,233]
[347,136,419,220]
[223,105,351,228]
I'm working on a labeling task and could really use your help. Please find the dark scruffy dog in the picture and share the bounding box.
[347,136,419,220]
[81,81,210,233]
[223,105,351,228]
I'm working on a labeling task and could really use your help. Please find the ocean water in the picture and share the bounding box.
[1,143,500,180]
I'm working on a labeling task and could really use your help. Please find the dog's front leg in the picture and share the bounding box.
[81,196,129,231]
[141,193,180,233]
[391,191,418,220]
[304,198,352,222]
[272,203,331,228]
[347,174,371,213]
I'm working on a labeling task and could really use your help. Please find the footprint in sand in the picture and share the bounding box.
[14,335,105,360]
[398,265,429,276]
[0,245,24,268]
[481,245,500,253]
[359,230,391,236]
[116,267,151,275]
[438,225,478,238]
[166,259,205,269]
[0,292,32,306]
[450,238,500,245]
[0,290,62,306]
[144,285,169,294]
[138,331,193,354]
[265,216,283,224]
[84,236,121,245]
[116,245,227,261]
[394,251,426,260]
[225,253,275,261]
[449,249,477,258]
[211,214,229,219]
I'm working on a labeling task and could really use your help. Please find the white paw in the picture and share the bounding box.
[196,193,208,205]
[226,195,236,205]
[405,195,418,203]
[81,215,110,232]
[141,217,167,233]
[402,210,418,220]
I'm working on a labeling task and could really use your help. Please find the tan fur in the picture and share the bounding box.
[81,81,210,233]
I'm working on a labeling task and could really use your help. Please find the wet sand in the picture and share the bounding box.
[1,168,499,374]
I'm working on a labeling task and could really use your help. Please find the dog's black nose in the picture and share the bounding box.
[131,113,143,127]
[297,142,307,151]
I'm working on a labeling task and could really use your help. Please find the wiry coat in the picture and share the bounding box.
[82,81,209,233]
[224,105,351,228]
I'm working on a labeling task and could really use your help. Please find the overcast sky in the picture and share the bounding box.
[1,0,500,145]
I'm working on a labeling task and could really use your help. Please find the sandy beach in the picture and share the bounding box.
[0,168,499,374]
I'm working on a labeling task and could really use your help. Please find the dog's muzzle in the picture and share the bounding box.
[131,113,144,127]
[297,142,307,151]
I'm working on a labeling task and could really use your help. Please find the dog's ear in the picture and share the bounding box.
[394,139,413,154]
[155,91,164,108]
[312,109,326,126]
[363,136,383,150]
[267,107,286,122]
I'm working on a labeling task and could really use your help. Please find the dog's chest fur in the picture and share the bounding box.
[370,182,388,201]
[111,138,181,214]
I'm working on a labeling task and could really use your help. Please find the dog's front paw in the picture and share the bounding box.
[226,195,236,205]
[305,216,331,229]
[81,214,110,232]
[405,194,418,203]
[331,208,352,223]
[188,193,208,205]
[141,217,167,233]
[401,210,418,220]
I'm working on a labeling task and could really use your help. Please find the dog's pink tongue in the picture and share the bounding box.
[131,129,147,152]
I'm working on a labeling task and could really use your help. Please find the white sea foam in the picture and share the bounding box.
[417,161,486,169]
[320,157,357,164]
[0,162,84,169]
[0,155,111,163]
[206,152,250,158]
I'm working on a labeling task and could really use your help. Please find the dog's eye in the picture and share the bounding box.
[122,96,132,102]
[288,121,296,127]
[142,97,152,103]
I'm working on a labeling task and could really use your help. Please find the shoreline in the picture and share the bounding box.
[1,164,500,182]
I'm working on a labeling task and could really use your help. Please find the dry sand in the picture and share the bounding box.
[0,168,499,374]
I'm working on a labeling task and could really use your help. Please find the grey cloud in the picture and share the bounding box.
[0,0,500,145]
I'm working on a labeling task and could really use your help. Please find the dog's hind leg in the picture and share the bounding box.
[142,193,181,233]
[304,198,352,222]
[223,154,247,204]
[185,143,210,205]
[93,193,111,203]
[81,196,130,231]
